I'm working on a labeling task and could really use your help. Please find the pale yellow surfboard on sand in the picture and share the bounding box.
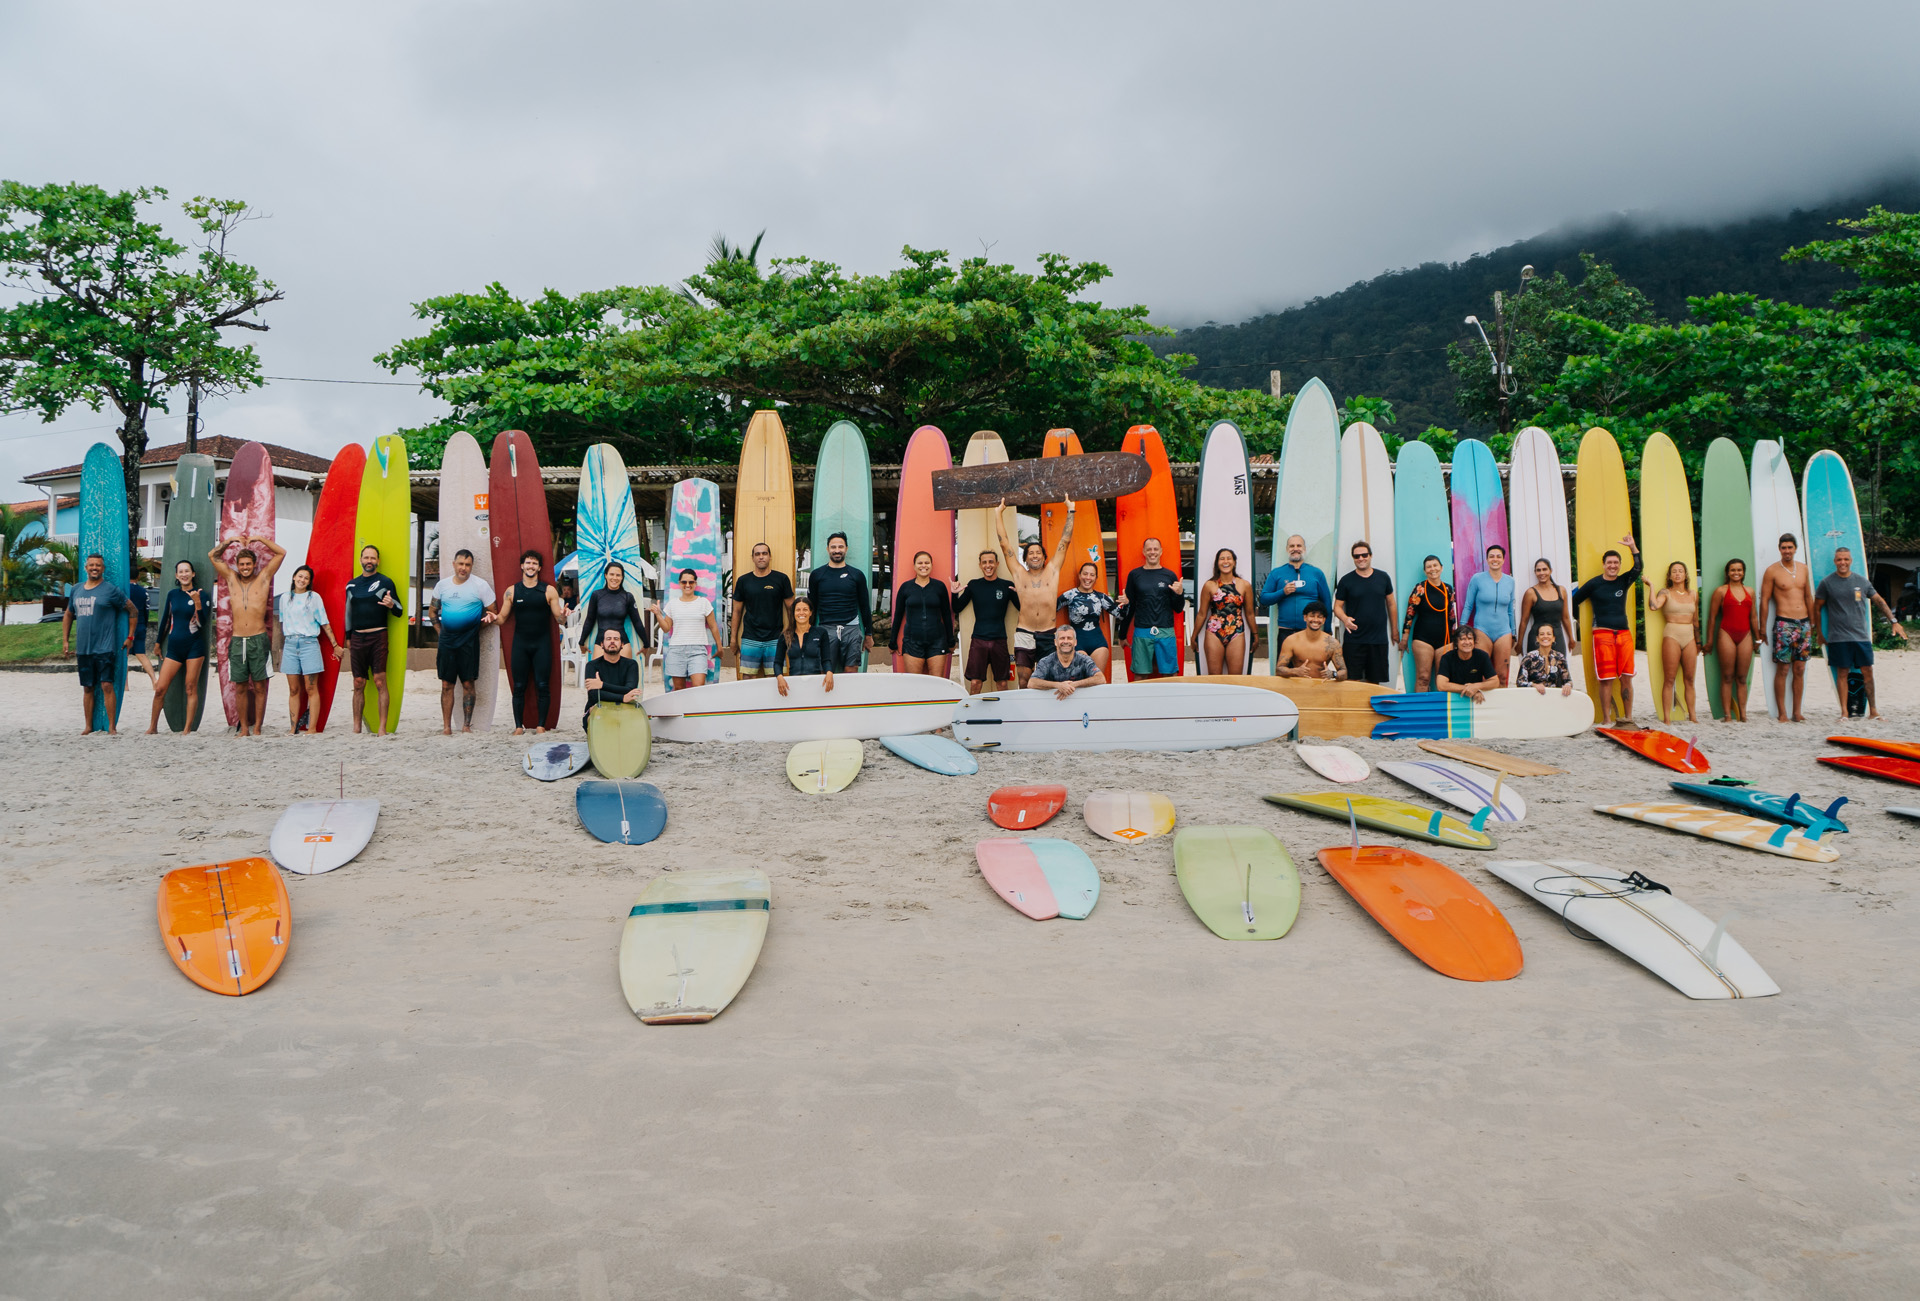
[619,868,772,1024]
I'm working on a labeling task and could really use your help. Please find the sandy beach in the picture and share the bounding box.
[2,654,1918,1298]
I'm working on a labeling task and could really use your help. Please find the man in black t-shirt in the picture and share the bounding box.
[341,544,402,734]
[954,550,1019,693]
[1434,626,1499,702]
[1333,541,1397,684]
[731,542,794,678]
[1115,537,1183,680]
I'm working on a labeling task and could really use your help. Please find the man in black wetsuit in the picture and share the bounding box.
[1572,534,1641,725]
[954,550,1019,693]
[1116,537,1183,680]
[807,531,873,672]
[581,625,641,728]
[340,545,401,736]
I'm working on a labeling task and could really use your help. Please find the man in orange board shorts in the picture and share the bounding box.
[1573,535,1641,725]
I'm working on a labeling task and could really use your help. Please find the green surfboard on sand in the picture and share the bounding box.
[1173,825,1301,940]
[1699,438,1754,720]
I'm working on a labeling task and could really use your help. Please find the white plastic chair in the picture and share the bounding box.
[559,607,588,688]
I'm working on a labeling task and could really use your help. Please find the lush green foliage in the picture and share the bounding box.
[0,182,280,543]
[0,502,51,622]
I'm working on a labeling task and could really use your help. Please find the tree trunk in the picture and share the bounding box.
[122,406,147,563]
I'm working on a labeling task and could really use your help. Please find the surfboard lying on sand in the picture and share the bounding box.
[577,781,668,845]
[1596,727,1711,774]
[1416,739,1565,777]
[987,785,1068,830]
[1173,825,1300,940]
[158,857,290,996]
[880,734,977,776]
[1670,781,1848,837]
[1369,687,1594,740]
[1890,807,1920,821]
[586,703,652,779]
[1378,759,1526,822]
[270,799,380,874]
[1082,789,1176,844]
[1264,792,1496,850]
[953,683,1297,753]
[525,741,590,781]
[645,674,963,743]
[1595,802,1840,862]
[1189,676,1385,738]
[1826,736,1920,763]
[1485,860,1777,999]
[619,868,769,1023]
[1297,745,1367,782]
[1316,842,1522,981]
[931,451,1149,511]
[975,838,1100,920]
[787,738,863,793]
[1817,754,1920,788]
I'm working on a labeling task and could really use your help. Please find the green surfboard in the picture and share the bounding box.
[161,452,218,731]
[811,420,873,667]
[1173,825,1301,940]
[356,434,411,733]
[1699,438,1754,720]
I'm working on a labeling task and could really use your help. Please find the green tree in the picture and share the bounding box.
[1339,394,1396,431]
[0,183,282,550]
[0,503,50,622]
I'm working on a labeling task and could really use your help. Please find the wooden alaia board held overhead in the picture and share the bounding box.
[931,451,1149,511]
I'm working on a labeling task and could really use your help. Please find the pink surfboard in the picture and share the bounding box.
[1449,438,1510,621]
[975,838,1060,920]
[214,443,276,728]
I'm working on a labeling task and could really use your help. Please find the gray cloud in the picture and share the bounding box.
[6,0,1917,494]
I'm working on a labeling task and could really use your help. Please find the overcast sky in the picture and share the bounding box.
[6,0,1917,496]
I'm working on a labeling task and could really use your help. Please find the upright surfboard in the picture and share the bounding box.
[215,442,275,729]
[1194,420,1254,673]
[893,426,956,659]
[1803,449,1866,713]
[619,868,770,1023]
[1270,378,1340,672]
[1114,424,1183,681]
[577,442,644,648]
[356,434,410,732]
[1335,420,1396,685]
[77,443,131,731]
[436,432,499,729]
[1392,439,1451,688]
[664,478,724,680]
[160,451,217,731]
[810,420,869,666]
[1448,438,1508,615]
[1699,438,1753,719]
[1368,686,1593,740]
[1040,430,1106,608]
[740,407,799,585]
[1639,432,1698,722]
[1574,428,1634,720]
[307,443,364,732]
[488,430,560,731]
[158,857,290,996]
[1507,426,1572,668]
[955,431,1019,684]
[1751,441,1806,719]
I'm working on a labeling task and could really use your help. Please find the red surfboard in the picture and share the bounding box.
[1596,727,1711,774]
[1818,754,1920,788]
[1826,736,1920,763]
[308,442,365,732]
[986,784,1069,831]
[489,430,562,730]
[1113,425,1183,683]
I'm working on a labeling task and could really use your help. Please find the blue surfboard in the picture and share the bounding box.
[78,442,130,731]
[880,734,978,776]
[1672,781,1849,838]
[1393,440,1451,690]
[577,780,668,845]
[1026,838,1100,919]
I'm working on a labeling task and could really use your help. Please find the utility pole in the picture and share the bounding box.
[1464,265,1535,434]
[185,380,200,454]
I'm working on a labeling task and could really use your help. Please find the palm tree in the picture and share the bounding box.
[0,503,51,624]
[678,230,768,306]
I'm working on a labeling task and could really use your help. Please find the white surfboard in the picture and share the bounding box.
[1750,441,1806,720]
[1194,421,1254,674]
[1269,379,1340,672]
[1335,421,1397,686]
[436,432,500,729]
[953,682,1298,753]
[1378,758,1526,821]
[1507,426,1575,677]
[1485,860,1778,999]
[644,673,962,743]
[269,799,380,875]
[1889,807,1920,821]
[619,867,770,1023]
[1296,744,1368,782]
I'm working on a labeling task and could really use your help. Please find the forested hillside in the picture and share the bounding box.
[1160,179,1920,435]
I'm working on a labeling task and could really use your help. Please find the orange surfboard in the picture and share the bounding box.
[1826,735,1920,764]
[157,857,291,996]
[1042,429,1107,597]
[987,784,1069,830]
[1596,728,1711,774]
[1114,425,1183,682]
[1316,844,1522,981]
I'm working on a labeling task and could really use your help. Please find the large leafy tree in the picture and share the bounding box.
[0,183,281,549]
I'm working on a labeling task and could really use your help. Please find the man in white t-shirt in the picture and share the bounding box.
[429,548,498,733]
[655,567,721,689]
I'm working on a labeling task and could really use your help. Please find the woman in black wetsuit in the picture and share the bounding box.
[489,548,569,733]
[1518,556,1575,661]
[578,561,648,658]
[891,550,956,679]
[775,595,839,695]
[1401,553,1457,692]
[145,559,209,734]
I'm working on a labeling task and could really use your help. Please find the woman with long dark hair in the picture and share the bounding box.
[1057,560,1118,678]
[775,595,838,696]
[1707,557,1755,721]
[1195,547,1254,674]
[891,550,956,679]
[145,559,210,735]
[277,563,338,733]
[1401,554,1457,691]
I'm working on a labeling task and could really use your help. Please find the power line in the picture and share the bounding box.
[1180,345,1455,373]
[0,373,421,444]
[263,375,419,387]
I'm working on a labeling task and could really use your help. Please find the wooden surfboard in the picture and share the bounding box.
[308,443,365,732]
[739,407,798,584]
[932,451,1148,511]
[158,857,291,996]
[1417,740,1566,777]
[1186,676,1383,737]
[619,868,770,1023]
[1317,843,1523,981]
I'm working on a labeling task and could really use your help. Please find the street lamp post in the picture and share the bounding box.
[1464,264,1535,435]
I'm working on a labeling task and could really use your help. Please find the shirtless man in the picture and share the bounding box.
[208,534,285,736]
[1273,603,1347,680]
[994,498,1076,687]
[1758,532,1814,722]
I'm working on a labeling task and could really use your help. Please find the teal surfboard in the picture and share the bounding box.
[1671,780,1848,838]
[160,452,217,731]
[577,443,645,644]
[1699,438,1753,719]
[78,442,130,731]
[1392,440,1451,688]
[1802,450,1867,714]
[1027,838,1100,919]
[812,421,873,668]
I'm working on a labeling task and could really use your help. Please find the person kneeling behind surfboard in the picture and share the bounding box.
[582,626,640,728]
[1274,604,1346,681]
[1029,624,1105,700]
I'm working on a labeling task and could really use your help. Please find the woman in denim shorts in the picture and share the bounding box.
[277,565,340,732]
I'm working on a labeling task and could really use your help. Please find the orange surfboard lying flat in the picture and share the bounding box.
[987,784,1069,830]
[1596,728,1711,774]
[1316,845,1523,981]
[158,857,291,996]
[1826,736,1920,764]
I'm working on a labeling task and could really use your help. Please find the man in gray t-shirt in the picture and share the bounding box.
[60,553,131,734]
[1029,625,1107,699]
[1813,547,1905,718]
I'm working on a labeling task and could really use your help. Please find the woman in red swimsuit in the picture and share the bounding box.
[1707,557,1755,721]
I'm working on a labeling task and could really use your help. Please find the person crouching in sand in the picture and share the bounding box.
[1274,603,1346,680]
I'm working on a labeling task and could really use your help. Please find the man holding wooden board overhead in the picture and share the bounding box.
[993,497,1077,688]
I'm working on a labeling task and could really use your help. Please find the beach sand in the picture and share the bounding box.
[2,654,1917,1297]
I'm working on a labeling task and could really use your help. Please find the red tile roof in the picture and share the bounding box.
[6,495,78,515]
[25,436,334,482]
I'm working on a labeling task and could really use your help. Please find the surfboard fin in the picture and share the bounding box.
[1824,795,1850,820]
[1765,822,1793,847]
[1704,911,1739,966]
[1469,807,1493,833]
[1346,799,1360,852]
[1782,793,1801,818]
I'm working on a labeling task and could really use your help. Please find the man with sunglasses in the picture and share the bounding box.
[1333,540,1397,684]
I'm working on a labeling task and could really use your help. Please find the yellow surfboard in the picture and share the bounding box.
[1638,432,1698,722]
[786,737,862,793]
[956,431,1019,686]
[619,868,771,1024]
[355,434,410,732]
[733,409,796,588]
[586,703,652,779]
[1574,428,1634,722]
